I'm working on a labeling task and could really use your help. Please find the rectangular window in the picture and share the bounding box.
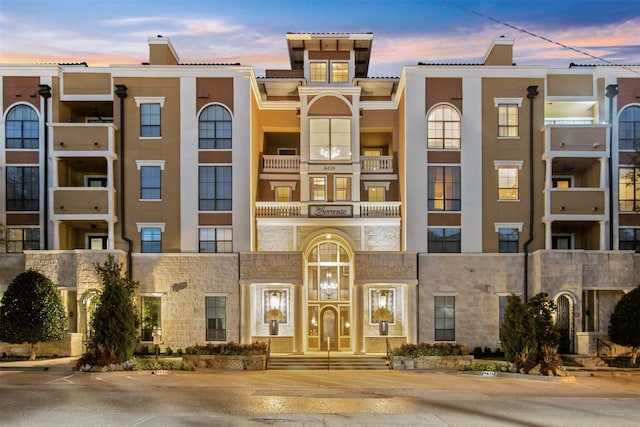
[435,296,455,341]
[199,166,232,210]
[498,167,519,200]
[428,166,461,211]
[331,62,349,83]
[141,296,161,342]
[498,228,519,253]
[620,228,640,252]
[141,227,162,253]
[6,228,40,253]
[498,104,519,137]
[552,177,571,188]
[619,167,640,212]
[309,118,351,161]
[335,177,351,201]
[275,186,292,202]
[6,166,39,211]
[428,228,461,253]
[310,176,326,201]
[140,166,161,199]
[499,295,509,336]
[140,103,161,137]
[206,296,226,341]
[199,228,233,253]
[310,62,327,83]
[367,186,385,202]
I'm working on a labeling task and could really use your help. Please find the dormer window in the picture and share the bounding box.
[309,61,349,83]
[310,62,327,83]
[331,62,349,83]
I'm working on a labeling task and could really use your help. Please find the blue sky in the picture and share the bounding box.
[1,0,639,76]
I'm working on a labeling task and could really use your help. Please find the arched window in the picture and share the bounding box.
[307,241,350,302]
[619,105,640,150]
[6,104,39,149]
[198,105,231,149]
[427,104,460,149]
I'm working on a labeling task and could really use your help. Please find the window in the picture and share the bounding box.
[619,167,640,212]
[206,296,226,341]
[367,186,385,202]
[199,166,232,210]
[428,228,461,253]
[141,296,161,342]
[88,235,107,250]
[619,105,640,150]
[499,295,509,336]
[199,105,232,149]
[435,296,455,341]
[140,227,162,253]
[6,228,40,253]
[140,103,161,137]
[140,166,161,200]
[620,228,640,252]
[199,228,233,253]
[86,176,107,187]
[310,62,327,83]
[335,177,351,201]
[498,167,519,200]
[310,176,326,201]
[331,62,349,83]
[6,105,38,149]
[275,186,292,202]
[309,118,351,161]
[498,104,519,137]
[427,105,461,149]
[428,166,461,211]
[552,177,571,188]
[6,166,39,211]
[498,228,519,253]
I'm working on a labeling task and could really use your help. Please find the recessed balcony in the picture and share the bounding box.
[361,156,393,173]
[262,155,300,172]
[51,123,116,154]
[52,188,113,217]
[549,189,605,216]
[543,125,607,154]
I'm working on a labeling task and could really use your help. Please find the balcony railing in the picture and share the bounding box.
[262,155,300,172]
[51,123,116,154]
[548,188,606,216]
[543,125,607,154]
[255,201,401,218]
[52,188,113,217]
[361,156,393,173]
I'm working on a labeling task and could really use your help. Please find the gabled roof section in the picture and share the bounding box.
[286,32,373,78]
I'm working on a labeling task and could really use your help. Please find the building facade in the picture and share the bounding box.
[1,33,639,357]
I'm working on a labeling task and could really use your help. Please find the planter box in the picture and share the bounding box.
[393,355,474,370]
[182,354,266,370]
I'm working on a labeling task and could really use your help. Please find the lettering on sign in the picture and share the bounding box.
[309,205,353,218]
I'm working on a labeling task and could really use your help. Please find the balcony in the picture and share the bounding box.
[361,156,393,173]
[548,189,605,216]
[255,201,401,218]
[262,155,300,172]
[543,125,607,155]
[51,123,116,154]
[52,188,113,217]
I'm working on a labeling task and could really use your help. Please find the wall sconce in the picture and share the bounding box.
[269,291,282,310]
[378,290,388,309]
[592,142,600,148]
[59,142,66,147]
[560,206,565,211]
[295,108,300,117]
[593,206,599,212]
[359,108,364,118]
[560,141,565,147]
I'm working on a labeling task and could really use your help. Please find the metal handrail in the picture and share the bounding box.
[596,337,612,359]
[327,336,331,370]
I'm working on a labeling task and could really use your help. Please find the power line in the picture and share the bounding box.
[441,0,638,73]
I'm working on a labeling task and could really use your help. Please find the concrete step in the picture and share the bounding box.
[267,356,390,370]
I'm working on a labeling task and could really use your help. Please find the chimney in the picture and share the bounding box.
[148,35,179,65]
[483,36,514,66]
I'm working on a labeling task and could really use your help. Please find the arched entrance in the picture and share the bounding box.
[305,234,353,352]
[556,294,574,353]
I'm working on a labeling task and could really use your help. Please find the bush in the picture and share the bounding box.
[131,357,195,371]
[76,346,122,370]
[183,342,268,356]
[165,346,173,356]
[175,348,183,357]
[500,294,536,362]
[392,342,468,357]
[608,285,640,366]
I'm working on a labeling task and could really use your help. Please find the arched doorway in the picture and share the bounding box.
[556,294,574,353]
[305,234,352,352]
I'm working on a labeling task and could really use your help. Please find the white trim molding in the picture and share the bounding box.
[135,160,166,170]
[136,222,166,232]
[134,96,166,108]
[493,222,525,232]
[493,97,523,108]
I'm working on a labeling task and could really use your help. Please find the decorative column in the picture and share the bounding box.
[293,283,304,354]
[240,283,252,344]
[354,282,366,354]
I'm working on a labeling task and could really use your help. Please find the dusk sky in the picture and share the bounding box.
[1,0,639,77]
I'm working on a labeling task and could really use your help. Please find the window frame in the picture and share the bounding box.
[5,227,40,253]
[135,97,165,139]
[334,176,352,201]
[199,165,232,211]
[619,166,640,212]
[427,228,461,253]
[6,165,39,211]
[498,228,519,253]
[138,165,162,200]
[434,295,455,341]
[310,61,328,83]
[619,228,640,252]
[428,165,461,211]
[206,296,227,341]
[309,118,351,162]
[495,161,523,201]
[137,223,165,253]
[198,227,233,253]
[140,296,162,342]
[198,104,232,149]
[494,98,523,139]
[331,62,349,83]
[619,105,640,151]
[5,104,39,149]
[427,104,461,150]
[309,175,327,201]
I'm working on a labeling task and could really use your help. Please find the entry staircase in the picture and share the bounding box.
[267,354,390,370]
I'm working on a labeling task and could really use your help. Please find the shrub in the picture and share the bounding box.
[184,342,268,356]
[392,342,468,357]
[76,346,122,370]
[608,285,640,366]
[528,293,560,348]
[500,294,536,362]
[131,357,195,371]
[165,346,173,356]
[175,348,183,357]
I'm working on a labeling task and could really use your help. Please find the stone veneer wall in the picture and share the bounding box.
[0,254,26,294]
[133,253,240,351]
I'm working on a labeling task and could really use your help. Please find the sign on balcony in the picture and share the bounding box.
[309,205,353,218]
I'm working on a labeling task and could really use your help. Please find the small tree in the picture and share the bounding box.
[0,270,68,360]
[89,255,139,361]
[500,294,536,362]
[0,223,7,248]
[527,293,560,348]
[608,286,640,366]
